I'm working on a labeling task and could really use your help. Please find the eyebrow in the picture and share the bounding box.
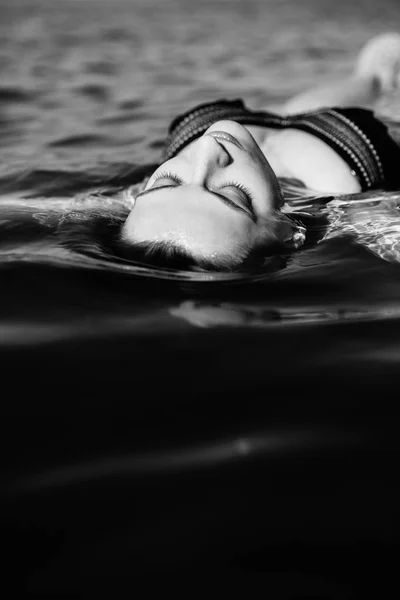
[135,184,257,223]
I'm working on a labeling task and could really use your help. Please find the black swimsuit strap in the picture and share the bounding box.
[164,99,285,159]
[163,98,400,191]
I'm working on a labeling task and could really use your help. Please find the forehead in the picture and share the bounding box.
[127,185,255,254]
[134,184,254,222]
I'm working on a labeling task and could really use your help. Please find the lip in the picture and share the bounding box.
[206,130,244,150]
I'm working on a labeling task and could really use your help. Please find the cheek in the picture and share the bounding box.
[255,161,282,203]
[246,160,275,191]
[248,148,280,186]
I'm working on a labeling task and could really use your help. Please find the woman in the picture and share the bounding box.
[121,32,400,272]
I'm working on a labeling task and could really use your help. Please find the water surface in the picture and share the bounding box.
[1,0,400,594]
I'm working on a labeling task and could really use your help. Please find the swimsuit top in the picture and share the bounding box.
[163,98,400,191]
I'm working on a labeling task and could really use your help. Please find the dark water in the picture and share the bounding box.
[1,0,400,595]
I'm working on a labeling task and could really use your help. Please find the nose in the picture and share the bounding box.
[190,135,232,183]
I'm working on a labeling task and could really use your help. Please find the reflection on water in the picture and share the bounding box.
[323,193,400,262]
[169,299,400,328]
[9,426,360,493]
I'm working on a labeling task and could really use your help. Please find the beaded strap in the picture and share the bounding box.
[329,109,384,181]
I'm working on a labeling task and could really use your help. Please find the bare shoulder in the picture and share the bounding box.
[261,128,362,194]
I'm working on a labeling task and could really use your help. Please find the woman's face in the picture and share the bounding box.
[122,120,291,264]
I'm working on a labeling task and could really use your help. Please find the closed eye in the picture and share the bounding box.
[141,171,257,222]
[152,172,254,207]
[219,180,255,207]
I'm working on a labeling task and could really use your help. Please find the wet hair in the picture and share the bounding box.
[116,236,288,273]
[117,238,257,272]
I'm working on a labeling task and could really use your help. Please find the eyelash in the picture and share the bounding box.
[223,180,254,203]
[153,171,255,203]
[153,171,183,185]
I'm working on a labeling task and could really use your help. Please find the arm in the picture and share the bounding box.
[281,32,400,115]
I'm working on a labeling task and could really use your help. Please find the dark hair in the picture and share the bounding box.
[116,237,288,273]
